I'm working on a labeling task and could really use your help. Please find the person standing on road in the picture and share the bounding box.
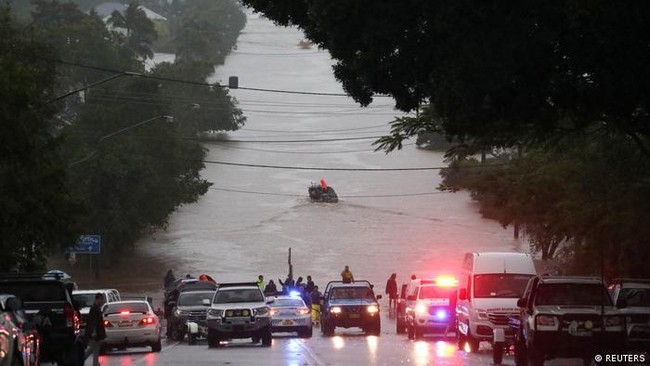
[164,269,175,289]
[305,275,315,293]
[385,273,398,310]
[341,265,354,283]
[310,286,322,326]
[256,275,265,291]
[83,293,106,366]
[264,280,278,296]
[278,276,294,294]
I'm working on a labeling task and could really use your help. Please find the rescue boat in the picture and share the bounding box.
[309,179,338,203]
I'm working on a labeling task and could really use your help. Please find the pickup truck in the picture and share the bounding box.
[511,276,626,366]
[0,273,81,366]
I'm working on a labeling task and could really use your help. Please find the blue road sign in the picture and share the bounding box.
[66,235,101,254]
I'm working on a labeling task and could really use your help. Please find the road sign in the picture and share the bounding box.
[66,235,101,254]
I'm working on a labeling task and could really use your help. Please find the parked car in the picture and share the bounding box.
[512,276,626,366]
[167,285,216,343]
[102,300,162,353]
[0,272,80,366]
[609,278,650,352]
[320,281,382,336]
[72,288,121,335]
[456,251,537,357]
[269,294,313,338]
[0,294,40,366]
[404,276,458,340]
[206,282,273,348]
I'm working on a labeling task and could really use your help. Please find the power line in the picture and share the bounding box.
[205,142,417,154]
[209,136,385,143]
[9,48,393,99]
[201,159,459,171]
[208,186,452,198]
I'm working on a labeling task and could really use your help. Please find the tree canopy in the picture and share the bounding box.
[241,1,650,154]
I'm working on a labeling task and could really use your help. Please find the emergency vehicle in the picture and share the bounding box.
[404,276,459,340]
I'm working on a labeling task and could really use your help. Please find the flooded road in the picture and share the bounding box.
[138,11,524,287]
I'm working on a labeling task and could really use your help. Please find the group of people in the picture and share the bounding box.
[257,274,324,324]
[384,273,417,310]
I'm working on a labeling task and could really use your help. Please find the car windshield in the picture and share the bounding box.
[620,288,650,306]
[178,291,214,306]
[419,286,456,299]
[73,294,96,308]
[330,287,375,300]
[535,284,612,306]
[213,288,264,304]
[104,302,150,315]
[274,298,305,307]
[473,274,533,298]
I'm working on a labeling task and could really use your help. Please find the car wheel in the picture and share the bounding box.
[207,329,221,348]
[251,335,260,344]
[493,342,504,365]
[466,335,480,353]
[261,326,272,346]
[457,332,466,350]
[188,334,197,345]
[151,339,162,353]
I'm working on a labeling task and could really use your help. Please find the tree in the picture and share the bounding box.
[241,1,650,156]
[108,2,158,59]
[0,6,80,271]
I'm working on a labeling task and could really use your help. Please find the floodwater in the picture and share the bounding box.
[135,11,525,288]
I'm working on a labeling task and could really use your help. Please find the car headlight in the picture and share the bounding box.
[415,303,428,316]
[535,315,557,326]
[606,316,624,327]
[367,305,379,314]
[174,309,184,317]
[253,307,269,316]
[207,309,224,318]
[330,306,342,314]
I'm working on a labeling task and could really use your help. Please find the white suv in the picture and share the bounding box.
[206,283,272,347]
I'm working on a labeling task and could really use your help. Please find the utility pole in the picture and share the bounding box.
[288,248,293,280]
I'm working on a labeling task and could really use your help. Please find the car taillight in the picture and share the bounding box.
[296,307,310,315]
[270,308,279,316]
[103,320,113,327]
[139,317,156,325]
[64,303,75,328]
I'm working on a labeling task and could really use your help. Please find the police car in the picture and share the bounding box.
[404,276,458,340]
[269,293,313,338]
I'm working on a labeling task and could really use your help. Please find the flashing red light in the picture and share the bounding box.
[139,317,156,325]
[435,276,459,287]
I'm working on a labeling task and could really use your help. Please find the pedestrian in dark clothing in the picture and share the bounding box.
[305,275,315,293]
[264,280,278,296]
[278,276,294,294]
[385,273,398,310]
[310,286,322,326]
[164,269,175,289]
[83,293,106,366]
[295,277,304,289]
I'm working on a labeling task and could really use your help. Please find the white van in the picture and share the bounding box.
[456,252,536,352]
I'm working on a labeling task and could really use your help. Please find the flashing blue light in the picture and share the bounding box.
[289,290,301,297]
[435,309,448,320]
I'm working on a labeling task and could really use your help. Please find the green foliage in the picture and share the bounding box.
[0,6,80,270]
[440,134,650,276]
[171,0,246,65]
[108,2,158,59]
[242,1,650,156]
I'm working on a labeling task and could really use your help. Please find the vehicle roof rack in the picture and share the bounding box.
[325,280,373,287]
[540,276,603,281]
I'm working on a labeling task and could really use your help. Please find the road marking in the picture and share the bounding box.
[292,338,325,366]
[130,341,180,366]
